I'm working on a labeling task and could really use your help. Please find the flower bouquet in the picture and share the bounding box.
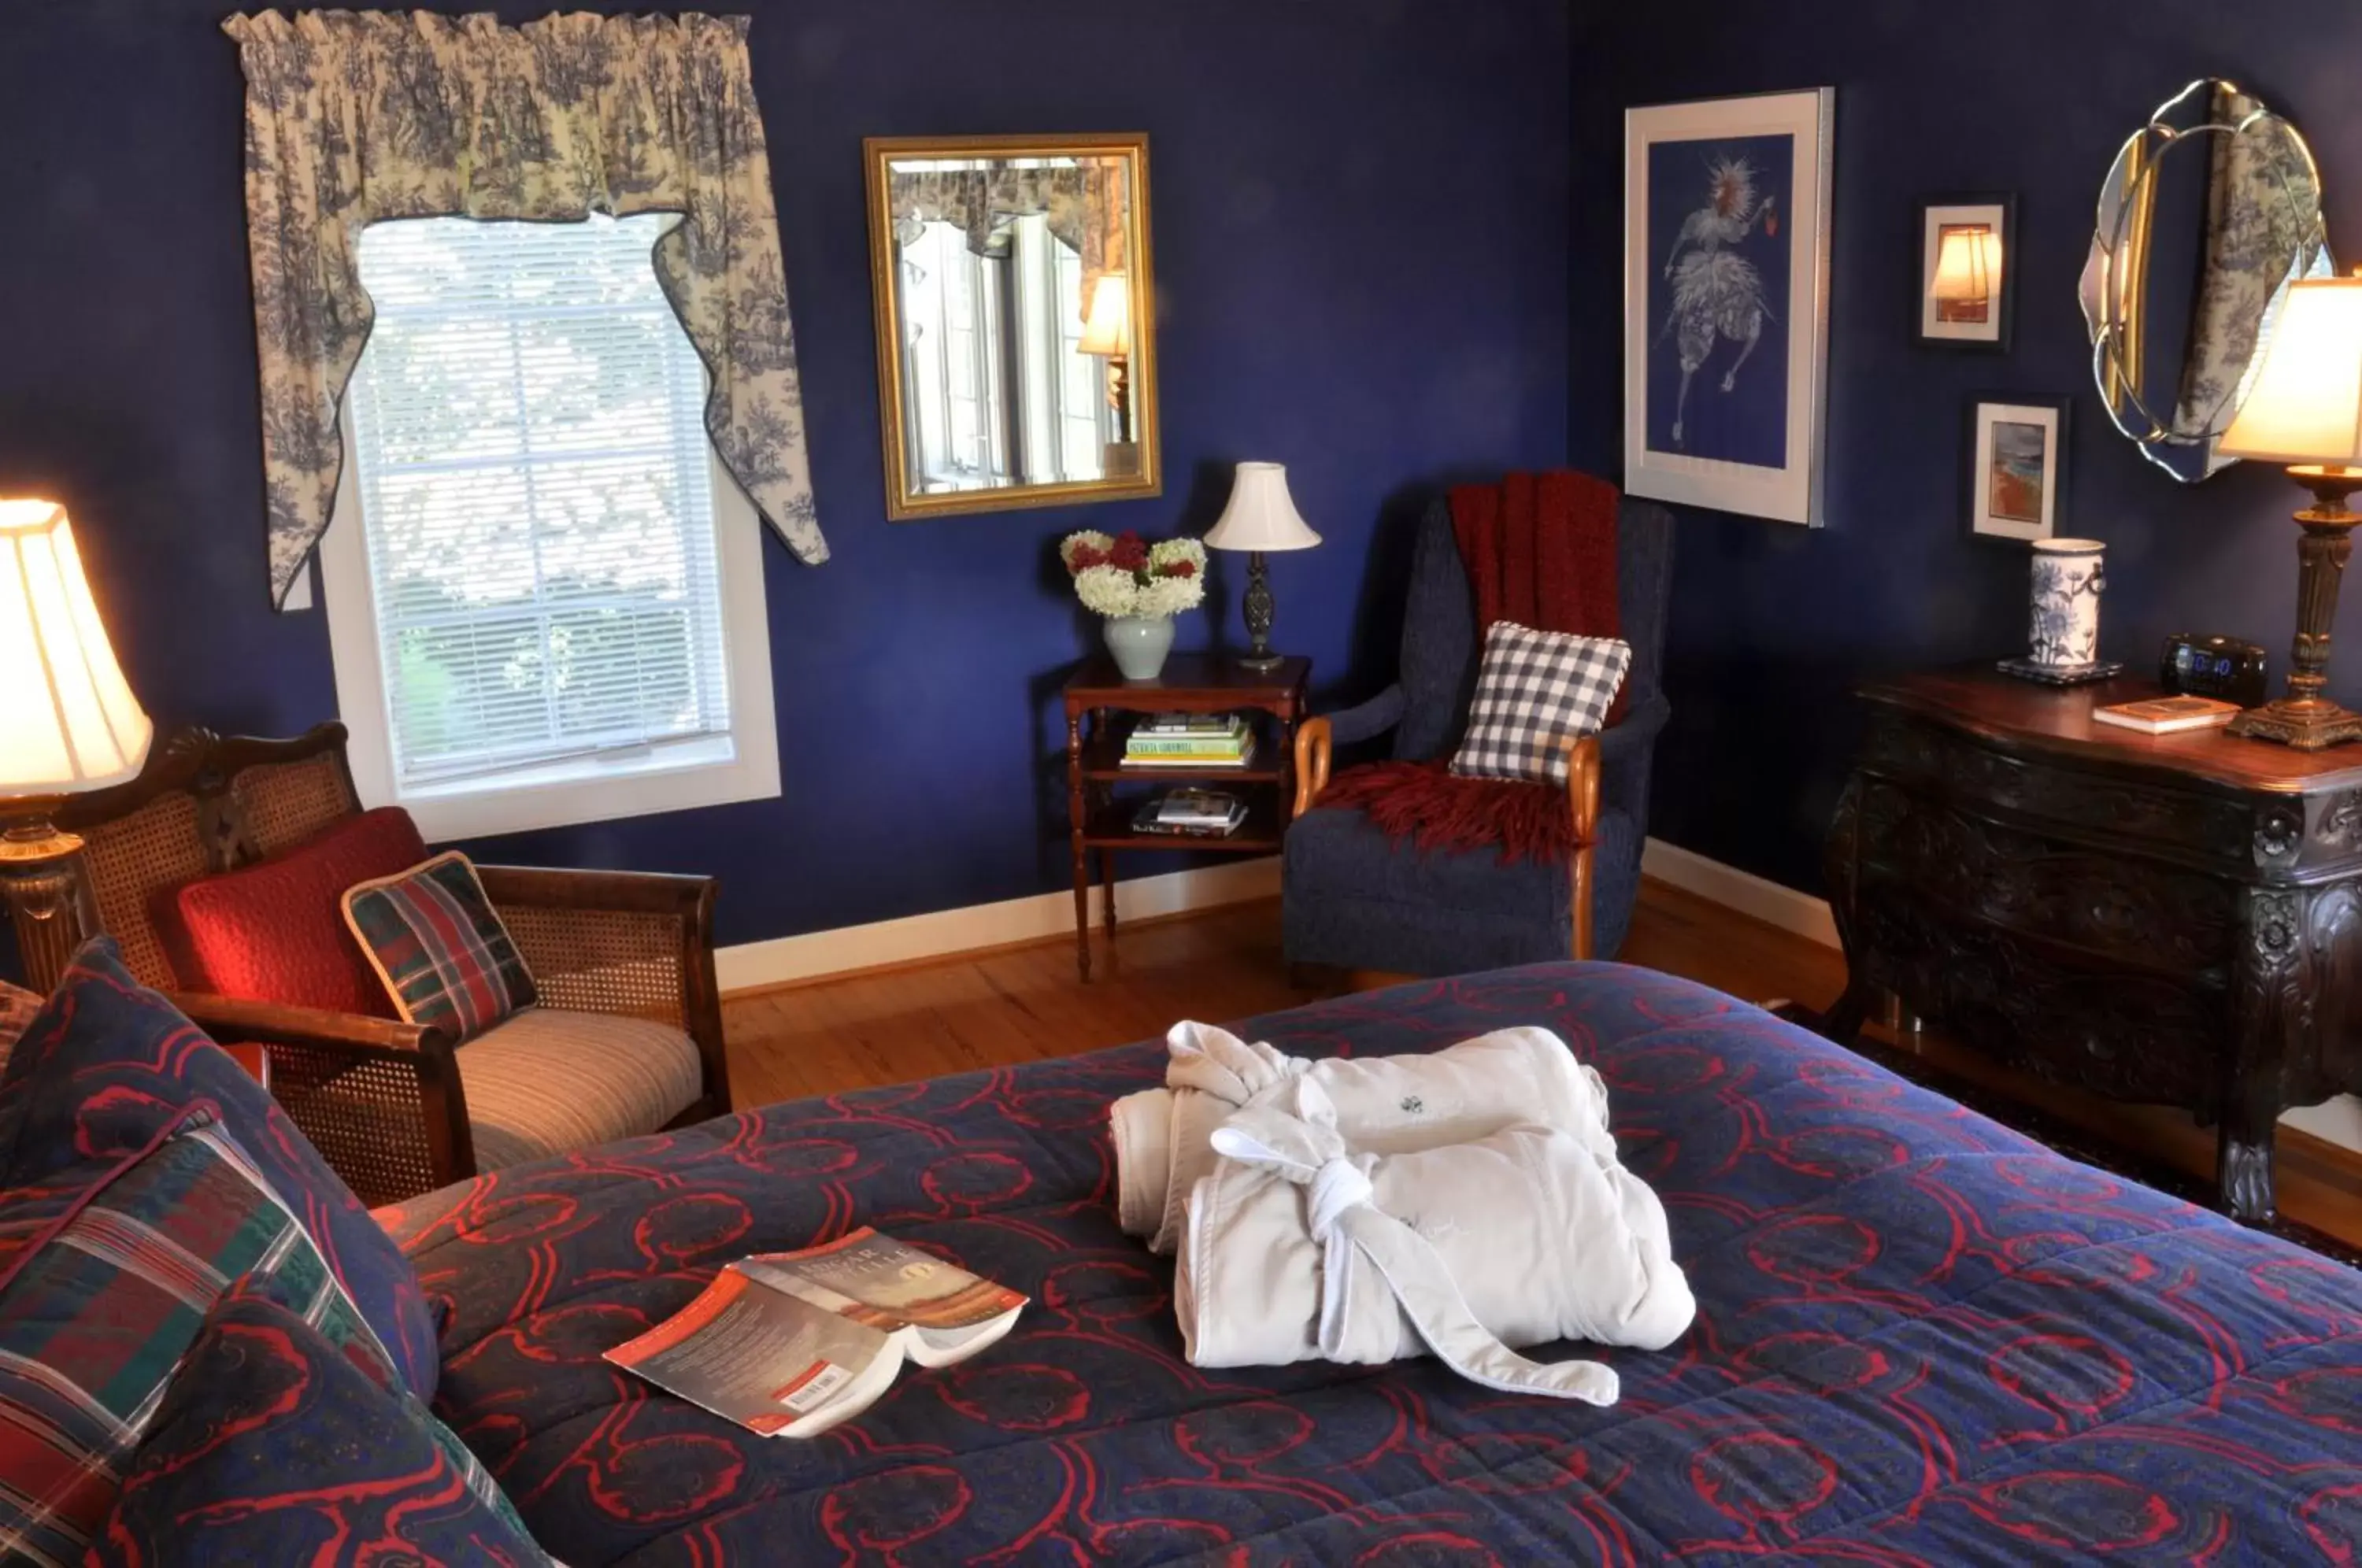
[1061,531,1205,679]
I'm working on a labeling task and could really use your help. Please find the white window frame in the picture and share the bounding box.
[320,340,779,845]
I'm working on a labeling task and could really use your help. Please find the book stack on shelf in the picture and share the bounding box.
[1132,789,1249,838]
[1125,712,1256,768]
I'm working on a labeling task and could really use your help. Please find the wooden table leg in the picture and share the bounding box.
[1101,849,1118,960]
[1067,710,1090,982]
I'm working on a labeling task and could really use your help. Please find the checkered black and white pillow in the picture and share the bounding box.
[1449,621,1632,786]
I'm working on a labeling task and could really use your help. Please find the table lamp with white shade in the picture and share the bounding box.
[1202,461,1320,672]
[0,499,153,981]
[2216,275,2362,749]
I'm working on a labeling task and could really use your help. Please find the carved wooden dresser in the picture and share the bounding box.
[1823,668,2362,1223]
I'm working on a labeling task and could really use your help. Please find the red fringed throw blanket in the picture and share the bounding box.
[1319,472,1622,864]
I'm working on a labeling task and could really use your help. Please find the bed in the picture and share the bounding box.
[386,963,2362,1565]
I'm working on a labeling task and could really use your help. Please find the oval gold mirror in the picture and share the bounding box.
[2079,80,2331,484]
[864,134,1159,520]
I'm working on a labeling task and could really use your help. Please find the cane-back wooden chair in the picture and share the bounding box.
[10,724,731,1207]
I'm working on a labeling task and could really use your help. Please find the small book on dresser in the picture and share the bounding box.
[2092,695,2241,735]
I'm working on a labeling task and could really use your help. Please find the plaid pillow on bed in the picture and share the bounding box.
[342,852,538,1039]
[0,982,37,1073]
[1449,620,1632,787]
[0,1110,393,1562]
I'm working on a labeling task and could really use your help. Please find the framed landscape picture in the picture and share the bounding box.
[1624,88,1835,528]
[1965,395,2069,542]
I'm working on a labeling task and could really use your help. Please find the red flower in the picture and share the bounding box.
[1157,560,1197,579]
[1068,543,1107,571]
[1108,531,1149,571]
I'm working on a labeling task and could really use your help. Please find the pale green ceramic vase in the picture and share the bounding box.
[1104,614,1175,681]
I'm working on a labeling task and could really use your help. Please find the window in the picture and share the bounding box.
[320,213,778,841]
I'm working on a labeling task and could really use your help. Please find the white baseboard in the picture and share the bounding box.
[1642,836,2362,1156]
[1642,836,1839,949]
[715,857,1280,994]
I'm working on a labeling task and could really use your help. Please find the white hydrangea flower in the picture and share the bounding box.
[1146,537,1206,575]
[1135,573,1203,619]
[1060,530,1116,572]
[1073,564,1140,618]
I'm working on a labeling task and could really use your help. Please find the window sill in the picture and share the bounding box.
[387,735,779,843]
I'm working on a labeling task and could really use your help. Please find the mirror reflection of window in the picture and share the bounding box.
[895,165,1110,496]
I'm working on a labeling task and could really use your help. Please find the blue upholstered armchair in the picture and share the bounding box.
[1282,496,1674,973]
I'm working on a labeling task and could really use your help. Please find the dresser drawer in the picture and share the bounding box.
[1861,713,2261,878]
[1852,778,2237,976]
[1844,882,2223,1115]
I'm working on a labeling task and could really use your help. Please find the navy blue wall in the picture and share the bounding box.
[0,0,1571,951]
[1571,0,2362,894]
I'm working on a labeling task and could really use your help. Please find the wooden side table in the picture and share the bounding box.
[1062,653,1311,981]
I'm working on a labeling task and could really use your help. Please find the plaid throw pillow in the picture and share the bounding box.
[0,1111,394,1562]
[1449,620,1633,787]
[342,852,538,1039]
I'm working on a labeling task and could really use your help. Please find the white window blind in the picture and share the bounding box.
[346,213,732,789]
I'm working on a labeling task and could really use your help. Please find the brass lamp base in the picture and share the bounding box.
[2230,466,2362,750]
[2227,696,2362,749]
[0,813,91,995]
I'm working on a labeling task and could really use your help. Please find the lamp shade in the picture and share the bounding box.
[2218,277,2362,464]
[1931,224,1997,305]
[1077,272,1132,356]
[0,500,152,794]
[1202,462,1321,553]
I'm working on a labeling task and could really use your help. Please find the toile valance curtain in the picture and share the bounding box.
[886,162,1129,328]
[222,9,827,608]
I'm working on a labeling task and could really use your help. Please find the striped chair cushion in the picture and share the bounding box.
[93,1277,548,1566]
[342,852,539,1039]
[459,1008,706,1171]
[0,1109,392,1562]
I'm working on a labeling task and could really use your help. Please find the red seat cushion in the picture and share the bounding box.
[159,808,428,1017]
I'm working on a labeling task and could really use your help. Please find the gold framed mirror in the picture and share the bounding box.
[863,133,1159,520]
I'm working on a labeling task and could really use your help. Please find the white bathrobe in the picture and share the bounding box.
[1109,1020,1612,1254]
[1171,1077,1694,1405]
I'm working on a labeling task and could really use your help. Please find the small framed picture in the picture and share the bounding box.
[1918,194,2014,349]
[1966,395,2069,541]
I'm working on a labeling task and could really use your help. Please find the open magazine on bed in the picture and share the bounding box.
[603,1228,1027,1437]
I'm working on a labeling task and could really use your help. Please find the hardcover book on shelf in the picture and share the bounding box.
[2092,695,2240,735]
[1136,713,1243,735]
[1132,790,1248,837]
[1126,734,1257,767]
[604,1229,1026,1438]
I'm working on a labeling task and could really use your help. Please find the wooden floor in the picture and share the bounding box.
[721,876,2362,1249]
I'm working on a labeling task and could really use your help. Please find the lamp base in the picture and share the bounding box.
[1236,549,1283,672]
[0,814,91,995]
[2227,697,2362,750]
[2234,468,2362,750]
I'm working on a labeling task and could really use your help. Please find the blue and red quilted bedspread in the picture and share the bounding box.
[385,963,2362,1565]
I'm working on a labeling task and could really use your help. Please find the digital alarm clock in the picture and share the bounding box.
[2160,634,2269,708]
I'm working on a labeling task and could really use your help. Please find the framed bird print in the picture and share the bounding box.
[1623,89,1835,527]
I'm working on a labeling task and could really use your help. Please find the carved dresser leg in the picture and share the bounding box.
[2223,887,2307,1224]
